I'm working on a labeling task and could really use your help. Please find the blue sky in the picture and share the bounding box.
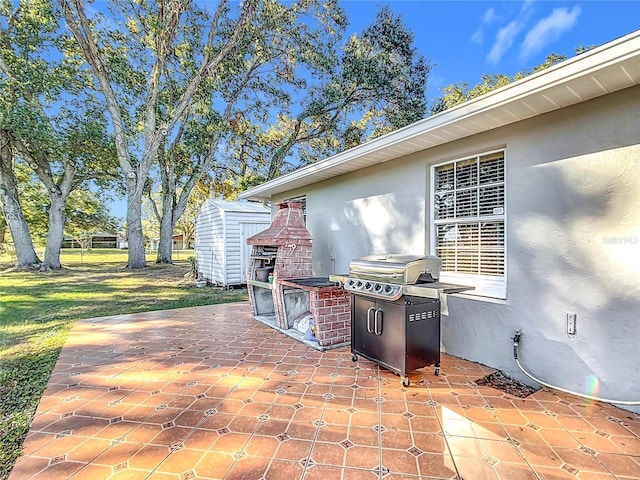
[341,1,639,102]
[106,1,639,219]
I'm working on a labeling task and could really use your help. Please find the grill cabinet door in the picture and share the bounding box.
[372,300,406,375]
[404,298,440,373]
[352,294,442,382]
[352,296,378,357]
[351,296,406,376]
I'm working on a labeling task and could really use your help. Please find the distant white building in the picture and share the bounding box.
[61,233,118,249]
[194,200,270,286]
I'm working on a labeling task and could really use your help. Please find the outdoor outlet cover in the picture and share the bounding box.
[567,313,577,335]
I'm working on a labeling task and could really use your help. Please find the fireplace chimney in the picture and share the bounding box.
[246,202,311,246]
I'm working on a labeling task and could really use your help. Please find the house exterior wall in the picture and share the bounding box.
[272,85,640,411]
[275,154,429,276]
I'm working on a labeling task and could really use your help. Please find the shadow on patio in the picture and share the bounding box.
[9,303,640,480]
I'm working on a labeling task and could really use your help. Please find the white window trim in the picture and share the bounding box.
[429,149,507,299]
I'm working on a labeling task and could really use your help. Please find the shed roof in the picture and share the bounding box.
[239,30,640,202]
[200,199,270,214]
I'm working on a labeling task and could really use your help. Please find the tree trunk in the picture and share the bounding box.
[156,217,174,264]
[40,194,65,270]
[183,228,193,249]
[126,183,147,269]
[156,194,175,264]
[0,131,41,267]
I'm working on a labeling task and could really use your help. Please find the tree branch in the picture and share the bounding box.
[165,0,257,137]
[143,0,188,149]
[58,0,133,172]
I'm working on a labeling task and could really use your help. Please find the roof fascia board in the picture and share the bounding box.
[239,30,640,201]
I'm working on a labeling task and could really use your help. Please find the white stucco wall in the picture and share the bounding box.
[277,152,429,275]
[273,85,640,411]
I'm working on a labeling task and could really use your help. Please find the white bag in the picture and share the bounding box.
[293,312,313,334]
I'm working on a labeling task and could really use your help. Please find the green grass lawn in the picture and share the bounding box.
[0,247,195,265]
[0,253,248,479]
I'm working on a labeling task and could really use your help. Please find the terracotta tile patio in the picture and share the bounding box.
[10,303,640,480]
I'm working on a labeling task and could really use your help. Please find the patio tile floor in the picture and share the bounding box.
[10,303,640,480]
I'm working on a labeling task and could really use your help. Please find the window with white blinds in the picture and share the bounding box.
[432,151,506,298]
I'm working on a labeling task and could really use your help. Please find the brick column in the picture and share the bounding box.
[310,287,351,347]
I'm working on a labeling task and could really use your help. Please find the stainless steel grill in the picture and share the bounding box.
[331,254,470,301]
[330,254,473,386]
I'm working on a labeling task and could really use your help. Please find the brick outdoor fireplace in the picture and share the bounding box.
[246,202,350,349]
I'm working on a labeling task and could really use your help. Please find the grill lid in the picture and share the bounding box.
[331,253,472,301]
[349,254,442,285]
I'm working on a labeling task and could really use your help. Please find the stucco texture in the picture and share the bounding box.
[273,85,640,412]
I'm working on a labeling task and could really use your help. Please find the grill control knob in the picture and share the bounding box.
[364,282,372,290]
[384,285,393,293]
[356,281,363,288]
[374,284,382,291]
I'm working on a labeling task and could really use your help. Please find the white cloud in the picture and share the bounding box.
[521,0,534,14]
[471,27,484,44]
[520,6,581,59]
[487,21,523,64]
[484,7,496,23]
[471,7,497,45]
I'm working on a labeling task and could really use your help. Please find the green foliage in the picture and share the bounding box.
[220,4,430,182]
[0,0,119,268]
[0,328,68,479]
[63,190,119,241]
[4,0,429,266]
[430,52,568,115]
[0,0,113,171]
[172,176,215,246]
[187,255,197,276]
[575,44,596,55]
[12,164,49,242]
[11,164,118,245]
[341,6,429,132]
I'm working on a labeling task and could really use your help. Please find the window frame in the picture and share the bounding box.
[429,149,507,299]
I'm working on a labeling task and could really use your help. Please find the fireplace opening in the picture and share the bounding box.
[281,288,310,329]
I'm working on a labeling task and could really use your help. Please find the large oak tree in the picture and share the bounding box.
[0,0,117,269]
[58,0,257,269]
[148,4,430,263]
[6,1,431,268]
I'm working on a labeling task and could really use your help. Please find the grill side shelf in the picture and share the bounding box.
[403,282,474,298]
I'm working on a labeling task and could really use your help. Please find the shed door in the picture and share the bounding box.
[240,222,270,280]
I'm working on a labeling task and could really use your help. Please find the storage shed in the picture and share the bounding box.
[194,200,270,286]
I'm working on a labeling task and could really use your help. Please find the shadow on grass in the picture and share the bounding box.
[0,325,69,478]
[0,263,247,330]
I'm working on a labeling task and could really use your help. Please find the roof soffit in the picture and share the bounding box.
[240,31,640,201]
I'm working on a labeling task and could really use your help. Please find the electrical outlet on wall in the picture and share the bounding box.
[567,313,577,335]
